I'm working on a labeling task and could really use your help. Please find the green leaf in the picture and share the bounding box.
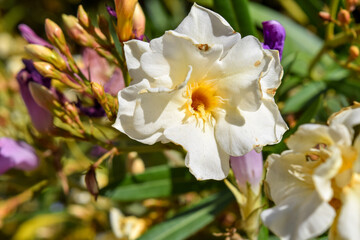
[282,81,326,114]
[137,190,233,240]
[231,0,257,36]
[101,165,223,201]
[213,0,240,31]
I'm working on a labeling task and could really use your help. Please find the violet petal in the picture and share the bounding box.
[262,20,286,60]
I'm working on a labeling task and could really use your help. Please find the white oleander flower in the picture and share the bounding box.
[261,104,360,240]
[113,4,287,180]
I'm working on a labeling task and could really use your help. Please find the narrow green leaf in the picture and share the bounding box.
[231,0,257,36]
[213,0,240,31]
[101,165,223,201]
[282,81,326,114]
[138,190,233,240]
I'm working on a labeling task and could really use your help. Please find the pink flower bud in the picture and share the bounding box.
[230,150,263,194]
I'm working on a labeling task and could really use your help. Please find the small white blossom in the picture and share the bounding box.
[261,104,360,240]
[113,4,287,180]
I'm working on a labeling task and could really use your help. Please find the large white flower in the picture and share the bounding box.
[261,104,360,240]
[113,4,287,180]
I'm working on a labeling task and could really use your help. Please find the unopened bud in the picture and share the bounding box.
[77,5,90,28]
[349,45,359,60]
[25,44,67,71]
[85,166,99,200]
[45,19,70,56]
[338,9,351,25]
[33,61,62,79]
[62,14,99,48]
[33,62,81,90]
[91,82,106,101]
[115,0,138,42]
[230,150,263,195]
[133,3,145,39]
[319,11,332,22]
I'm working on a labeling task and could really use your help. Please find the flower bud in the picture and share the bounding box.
[77,5,90,28]
[349,45,359,60]
[91,82,106,101]
[133,3,145,39]
[319,11,332,22]
[62,14,99,48]
[338,9,351,25]
[33,62,81,89]
[25,44,67,71]
[230,150,263,194]
[45,19,70,56]
[114,0,138,42]
[33,61,62,79]
[262,20,286,60]
[85,166,99,200]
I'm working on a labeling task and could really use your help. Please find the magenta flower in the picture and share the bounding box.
[0,137,39,174]
[262,20,286,60]
[16,59,54,133]
[18,24,53,48]
[230,150,263,194]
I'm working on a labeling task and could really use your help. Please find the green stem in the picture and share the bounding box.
[326,0,340,40]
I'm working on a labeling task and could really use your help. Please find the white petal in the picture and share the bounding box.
[209,36,280,111]
[261,192,335,240]
[174,3,240,56]
[337,180,360,240]
[260,49,283,100]
[164,120,230,180]
[214,100,287,156]
[287,124,335,152]
[113,79,186,145]
[262,152,335,240]
[328,104,360,134]
[313,146,342,201]
[144,31,224,89]
[124,40,151,85]
[140,52,173,88]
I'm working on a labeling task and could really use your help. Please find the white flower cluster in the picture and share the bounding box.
[262,104,360,240]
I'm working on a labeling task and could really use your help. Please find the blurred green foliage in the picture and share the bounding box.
[1,0,360,239]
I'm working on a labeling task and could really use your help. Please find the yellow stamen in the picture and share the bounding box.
[184,81,222,125]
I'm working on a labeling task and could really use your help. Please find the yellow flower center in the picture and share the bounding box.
[184,81,222,124]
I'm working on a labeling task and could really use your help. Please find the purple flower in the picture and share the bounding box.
[106,5,117,19]
[16,59,54,133]
[230,150,263,194]
[0,137,39,174]
[262,20,286,60]
[18,24,53,48]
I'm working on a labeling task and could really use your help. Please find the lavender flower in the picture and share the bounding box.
[262,20,286,60]
[81,48,124,96]
[16,59,54,133]
[0,137,39,174]
[18,24,53,48]
[230,150,263,194]
[106,5,117,19]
